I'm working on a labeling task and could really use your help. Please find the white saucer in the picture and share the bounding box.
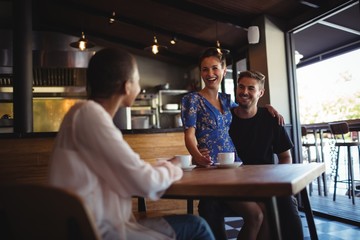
[216,162,242,169]
[181,165,196,171]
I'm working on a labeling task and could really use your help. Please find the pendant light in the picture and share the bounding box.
[70,32,95,51]
[144,36,167,55]
[215,22,230,54]
[170,36,177,45]
[109,11,116,24]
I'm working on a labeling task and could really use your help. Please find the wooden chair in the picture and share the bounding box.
[329,121,360,204]
[301,126,327,196]
[0,184,101,240]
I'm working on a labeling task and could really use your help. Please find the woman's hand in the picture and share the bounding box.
[265,104,284,125]
[193,147,213,167]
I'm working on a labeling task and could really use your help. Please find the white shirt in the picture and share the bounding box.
[48,101,183,239]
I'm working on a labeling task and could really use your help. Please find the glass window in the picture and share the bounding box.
[296,48,360,124]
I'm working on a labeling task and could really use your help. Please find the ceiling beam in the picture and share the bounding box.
[152,0,250,28]
[49,0,228,49]
[33,20,197,64]
[319,20,360,35]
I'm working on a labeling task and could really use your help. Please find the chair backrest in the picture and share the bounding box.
[328,121,349,141]
[301,126,316,145]
[301,126,308,137]
[0,184,100,240]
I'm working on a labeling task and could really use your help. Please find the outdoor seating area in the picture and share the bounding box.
[301,120,360,224]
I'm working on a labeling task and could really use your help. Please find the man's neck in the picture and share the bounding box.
[234,106,258,119]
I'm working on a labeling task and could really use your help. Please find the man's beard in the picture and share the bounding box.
[237,101,250,109]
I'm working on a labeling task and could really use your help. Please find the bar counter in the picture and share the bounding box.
[0,127,184,139]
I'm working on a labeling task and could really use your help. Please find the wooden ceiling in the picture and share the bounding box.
[3,0,360,67]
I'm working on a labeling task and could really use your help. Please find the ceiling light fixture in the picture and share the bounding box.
[170,36,177,45]
[70,32,95,51]
[109,11,116,24]
[144,36,167,55]
[215,22,230,54]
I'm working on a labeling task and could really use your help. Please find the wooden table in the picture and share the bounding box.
[163,163,325,240]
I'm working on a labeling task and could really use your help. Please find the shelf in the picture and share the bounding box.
[160,110,181,114]
[158,90,188,95]
[158,89,188,114]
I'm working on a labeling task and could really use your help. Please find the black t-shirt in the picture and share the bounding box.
[229,107,293,165]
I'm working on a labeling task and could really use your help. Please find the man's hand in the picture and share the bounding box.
[265,104,284,125]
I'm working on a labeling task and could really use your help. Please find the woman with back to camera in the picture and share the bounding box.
[48,48,215,240]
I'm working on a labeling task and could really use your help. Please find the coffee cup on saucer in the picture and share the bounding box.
[175,154,192,168]
[217,152,235,165]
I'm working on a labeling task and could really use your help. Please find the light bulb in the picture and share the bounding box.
[216,40,222,54]
[79,40,86,51]
[109,12,116,24]
[152,45,159,54]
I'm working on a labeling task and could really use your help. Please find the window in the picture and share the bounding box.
[296,48,360,124]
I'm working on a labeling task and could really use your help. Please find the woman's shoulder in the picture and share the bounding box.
[182,91,200,102]
[218,92,233,105]
[184,91,199,97]
[218,92,231,99]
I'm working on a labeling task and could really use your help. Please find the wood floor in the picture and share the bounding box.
[307,192,360,226]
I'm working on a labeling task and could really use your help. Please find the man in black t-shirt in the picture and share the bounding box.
[229,70,303,240]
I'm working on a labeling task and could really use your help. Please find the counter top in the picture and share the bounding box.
[0,127,184,139]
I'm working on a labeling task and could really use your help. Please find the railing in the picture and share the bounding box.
[301,119,360,196]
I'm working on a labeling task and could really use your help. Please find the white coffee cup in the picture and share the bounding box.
[217,152,235,165]
[175,155,192,168]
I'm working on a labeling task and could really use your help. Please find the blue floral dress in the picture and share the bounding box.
[181,92,241,163]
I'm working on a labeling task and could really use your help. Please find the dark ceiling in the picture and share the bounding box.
[2,0,360,67]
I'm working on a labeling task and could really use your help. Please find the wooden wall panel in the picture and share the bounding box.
[124,132,189,163]
[0,132,191,214]
[0,138,54,185]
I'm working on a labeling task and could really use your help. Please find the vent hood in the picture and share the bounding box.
[0,30,98,96]
[0,30,99,73]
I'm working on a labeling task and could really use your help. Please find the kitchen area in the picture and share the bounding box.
[0,30,195,191]
[0,31,198,133]
[114,88,189,130]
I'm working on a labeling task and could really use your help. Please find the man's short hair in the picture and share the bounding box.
[238,70,265,89]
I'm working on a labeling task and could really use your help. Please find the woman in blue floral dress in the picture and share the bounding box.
[181,90,240,164]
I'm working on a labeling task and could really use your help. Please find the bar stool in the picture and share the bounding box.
[301,126,327,196]
[329,121,360,204]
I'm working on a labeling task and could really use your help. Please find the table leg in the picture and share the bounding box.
[266,197,282,240]
[137,197,147,212]
[319,129,328,196]
[187,198,194,214]
[300,189,318,240]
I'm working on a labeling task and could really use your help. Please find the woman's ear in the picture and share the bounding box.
[123,80,131,95]
[223,68,227,76]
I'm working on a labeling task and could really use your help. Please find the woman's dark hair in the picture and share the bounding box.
[86,48,136,99]
[198,47,226,68]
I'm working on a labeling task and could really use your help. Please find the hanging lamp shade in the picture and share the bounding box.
[214,22,230,54]
[247,26,260,44]
[144,36,167,55]
[215,40,230,55]
[70,32,95,51]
